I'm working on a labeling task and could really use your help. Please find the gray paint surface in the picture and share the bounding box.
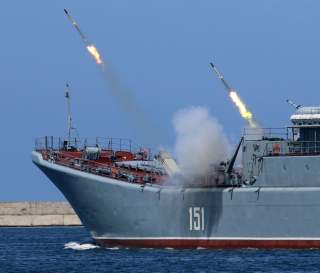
[32,151,320,240]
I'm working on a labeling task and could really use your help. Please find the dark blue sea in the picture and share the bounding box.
[1,227,320,273]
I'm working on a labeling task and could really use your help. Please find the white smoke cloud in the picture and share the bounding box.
[173,106,230,178]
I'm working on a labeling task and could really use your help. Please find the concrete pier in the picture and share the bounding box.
[0,202,82,226]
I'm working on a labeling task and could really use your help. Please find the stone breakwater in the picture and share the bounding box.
[0,202,81,226]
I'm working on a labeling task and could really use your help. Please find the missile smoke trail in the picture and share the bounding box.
[63,9,162,143]
[210,62,258,128]
[63,8,136,110]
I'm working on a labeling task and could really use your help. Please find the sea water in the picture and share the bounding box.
[0,227,320,273]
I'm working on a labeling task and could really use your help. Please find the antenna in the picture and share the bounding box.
[286,99,302,110]
[65,84,80,145]
[65,84,72,142]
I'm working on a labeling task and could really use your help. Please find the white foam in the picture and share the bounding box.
[64,241,100,250]
[106,247,120,250]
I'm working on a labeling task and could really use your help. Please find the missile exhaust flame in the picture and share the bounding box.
[86,44,103,65]
[210,62,258,128]
[229,91,256,128]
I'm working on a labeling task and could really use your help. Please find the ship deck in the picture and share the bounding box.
[35,136,168,185]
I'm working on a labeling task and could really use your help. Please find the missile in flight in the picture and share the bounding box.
[64,9,89,45]
[210,62,232,92]
[210,62,258,128]
[64,9,103,65]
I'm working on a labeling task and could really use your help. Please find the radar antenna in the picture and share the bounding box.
[286,99,302,110]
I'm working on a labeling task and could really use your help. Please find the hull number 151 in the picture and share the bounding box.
[189,207,205,231]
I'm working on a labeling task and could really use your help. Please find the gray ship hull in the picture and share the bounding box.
[32,151,320,248]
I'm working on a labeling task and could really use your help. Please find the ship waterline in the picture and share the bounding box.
[94,238,320,249]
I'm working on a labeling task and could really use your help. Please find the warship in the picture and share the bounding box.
[31,8,320,248]
[32,97,320,248]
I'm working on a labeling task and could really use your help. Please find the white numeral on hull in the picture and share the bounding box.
[189,207,205,231]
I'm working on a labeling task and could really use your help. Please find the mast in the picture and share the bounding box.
[65,84,72,143]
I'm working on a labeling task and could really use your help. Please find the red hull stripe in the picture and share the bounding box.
[95,238,320,249]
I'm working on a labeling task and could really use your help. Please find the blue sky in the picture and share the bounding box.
[1,0,319,200]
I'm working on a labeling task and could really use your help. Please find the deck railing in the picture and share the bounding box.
[287,141,320,154]
[262,140,320,156]
[243,127,289,140]
[35,136,147,155]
